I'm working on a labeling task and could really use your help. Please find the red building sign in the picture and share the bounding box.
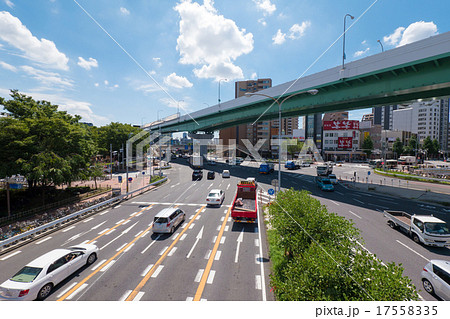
[338,137,353,149]
[323,120,359,130]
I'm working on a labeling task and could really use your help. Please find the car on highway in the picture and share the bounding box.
[192,169,203,180]
[153,208,186,234]
[316,176,334,191]
[328,174,338,184]
[421,260,450,300]
[206,189,225,207]
[0,243,98,301]
[207,171,215,179]
[222,170,230,178]
[301,161,311,167]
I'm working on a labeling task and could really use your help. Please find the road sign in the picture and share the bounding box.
[118,176,122,183]
[268,188,275,195]
[271,179,278,187]
[128,177,133,182]
[368,171,371,175]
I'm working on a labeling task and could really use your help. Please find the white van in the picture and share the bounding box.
[153,208,186,234]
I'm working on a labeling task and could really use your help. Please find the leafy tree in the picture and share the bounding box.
[0,90,97,187]
[286,139,304,160]
[267,189,419,301]
[422,137,440,159]
[392,138,404,158]
[361,135,373,158]
[94,122,145,158]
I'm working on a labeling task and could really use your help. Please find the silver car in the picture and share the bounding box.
[421,260,450,300]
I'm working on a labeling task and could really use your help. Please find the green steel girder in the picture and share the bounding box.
[156,52,450,134]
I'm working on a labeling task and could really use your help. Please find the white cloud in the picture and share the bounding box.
[174,0,253,82]
[383,26,405,46]
[0,11,69,70]
[94,83,99,87]
[135,82,164,95]
[153,57,162,67]
[120,7,130,15]
[0,60,17,72]
[77,57,98,70]
[4,0,14,8]
[272,29,286,45]
[0,88,110,125]
[288,21,311,40]
[21,65,73,88]
[257,18,267,26]
[384,21,438,47]
[164,72,193,89]
[253,0,276,16]
[354,47,370,57]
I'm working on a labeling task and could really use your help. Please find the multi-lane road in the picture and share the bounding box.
[0,159,449,301]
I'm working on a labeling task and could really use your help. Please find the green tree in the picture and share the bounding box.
[392,138,404,158]
[267,189,419,301]
[422,137,439,159]
[94,122,145,158]
[0,90,97,187]
[361,135,373,158]
[286,139,304,160]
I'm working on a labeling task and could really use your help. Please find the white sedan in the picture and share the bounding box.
[206,189,225,207]
[0,243,98,301]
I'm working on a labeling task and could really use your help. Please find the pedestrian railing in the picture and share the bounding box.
[0,176,167,253]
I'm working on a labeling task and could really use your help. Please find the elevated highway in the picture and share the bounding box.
[147,31,450,134]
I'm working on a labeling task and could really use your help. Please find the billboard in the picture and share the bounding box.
[338,137,353,149]
[323,120,359,130]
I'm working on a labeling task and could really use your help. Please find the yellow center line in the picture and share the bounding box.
[193,206,231,301]
[87,204,154,244]
[125,205,206,301]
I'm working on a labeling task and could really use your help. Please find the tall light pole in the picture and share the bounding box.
[157,110,164,177]
[246,89,319,193]
[218,79,227,112]
[377,39,384,52]
[342,13,354,70]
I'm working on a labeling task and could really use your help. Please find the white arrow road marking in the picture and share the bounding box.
[100,222,138,250]
[186,226,204,259]
[234,228,244,263]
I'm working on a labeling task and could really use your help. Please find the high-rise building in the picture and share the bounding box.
[438,98,449,151]
[323,111,348,122]
[303,113,322,152]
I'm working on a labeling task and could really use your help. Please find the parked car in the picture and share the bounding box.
[316,176,334,191]
[206,189,225,207]
[207,171,215,179]
[328,174,338,184]
[421,260,450,300]
[153,208,186,234]
[192,169,203,180]
[0,244,98,301]
[222,170,230,178]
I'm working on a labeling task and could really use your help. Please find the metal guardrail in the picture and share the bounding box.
[0,176,167,252]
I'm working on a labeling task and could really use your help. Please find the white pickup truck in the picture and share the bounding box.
[384,210,450,247]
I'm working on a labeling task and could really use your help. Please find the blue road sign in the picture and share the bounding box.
[128,177,133,182]
[268,188,275,195]
[118,176,122,183]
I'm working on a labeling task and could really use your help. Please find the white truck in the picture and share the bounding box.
[189,155,203,169]
[316,163,332,176]
[384,210,450,247]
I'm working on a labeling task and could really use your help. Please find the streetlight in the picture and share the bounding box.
[342,13,354,70]
[377,39,384,52]
[177,100,184,122]
[245,89,319,193]
[218,79,228,112]
[157,110,164,177]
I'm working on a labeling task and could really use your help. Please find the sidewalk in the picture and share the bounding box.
[340,179,450,208]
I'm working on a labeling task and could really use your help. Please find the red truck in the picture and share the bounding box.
[231,180,258,223]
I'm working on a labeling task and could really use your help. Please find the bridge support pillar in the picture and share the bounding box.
[188,133,214,158]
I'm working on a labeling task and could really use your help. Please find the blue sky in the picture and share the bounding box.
[0,0,449,128]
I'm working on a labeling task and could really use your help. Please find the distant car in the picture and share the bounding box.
[222,170,230,178]
[0,244,98,301]
[316,177,334,191]
[192,169,203,180]
[207,160,216,166]
[301,162,311,167]
[206,189,225,207]
[328,174,338,184]
[421,260,450,300]
[207,171,215,179]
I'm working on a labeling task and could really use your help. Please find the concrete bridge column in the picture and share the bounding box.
[188,133,214,158]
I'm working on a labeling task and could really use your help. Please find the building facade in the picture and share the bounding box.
[322,120,363,161]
